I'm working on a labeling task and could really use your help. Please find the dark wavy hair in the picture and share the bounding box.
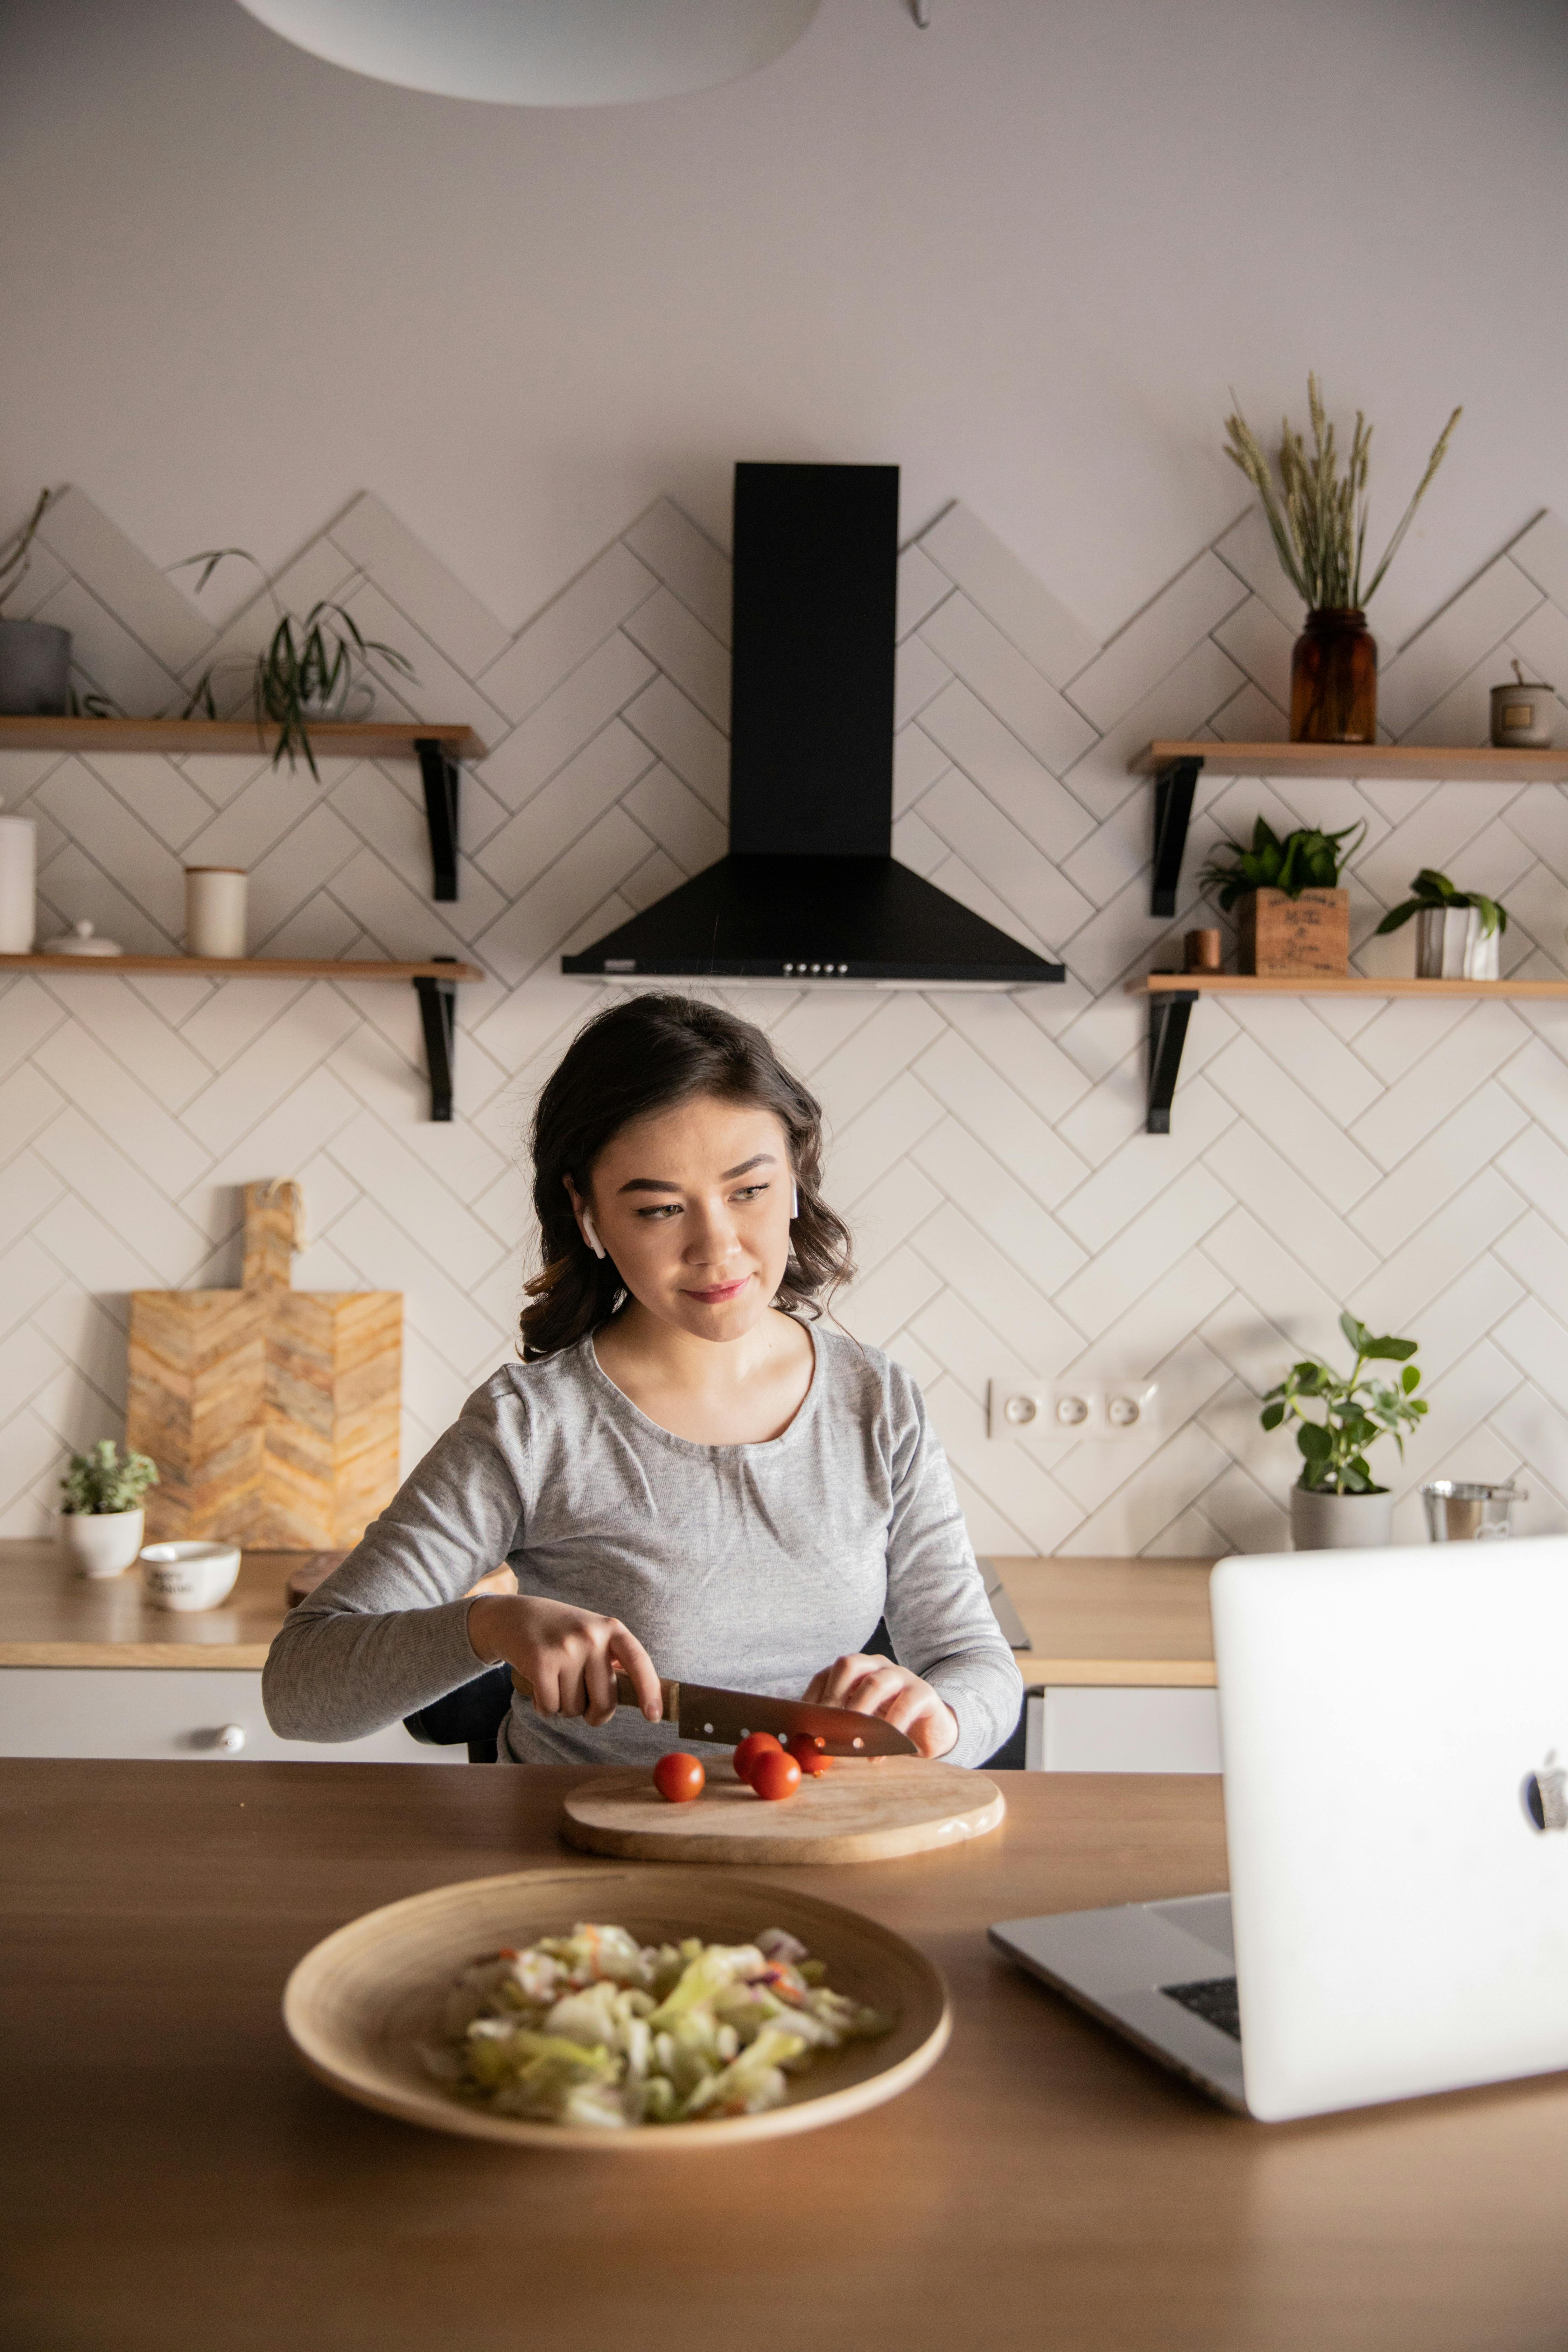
[518,994,855,1362]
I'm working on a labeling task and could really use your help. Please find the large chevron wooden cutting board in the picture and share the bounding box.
[127,1181,400,1550]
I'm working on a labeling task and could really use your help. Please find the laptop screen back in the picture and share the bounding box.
[1212,1537,1568,2122]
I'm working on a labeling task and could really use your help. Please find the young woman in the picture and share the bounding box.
[264,995,1021,1768]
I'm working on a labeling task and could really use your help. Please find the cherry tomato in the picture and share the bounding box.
[749,1748,802,1802]
[783,1731,832,1777]
[733,1731,783,1786]
[652,1751,705,1804]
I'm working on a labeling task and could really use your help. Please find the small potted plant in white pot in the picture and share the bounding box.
[1262,1313,1426,1549]
[1374,867,1508,981]
[58,1440,160,1578]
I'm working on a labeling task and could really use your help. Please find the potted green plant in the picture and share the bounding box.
[1261,1314,1426,1549]
[58,1440,160,1579]
[1374,867,1507,981]
[1199,816,1365,975]
[176,547,416,780]
[0,489,70,715]
[1223,376,1462,744]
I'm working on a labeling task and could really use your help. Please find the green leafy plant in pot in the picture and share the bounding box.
[0,489,71,716]
[1223,376,1461,745]
[58,1439,160,1580]
[176,547,416,781]
[1199,815,1365,975]
[1374,867,1508,981]
[1261,1314,1426,1550]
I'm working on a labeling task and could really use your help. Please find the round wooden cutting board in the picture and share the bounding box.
[561,1756,1005,1864]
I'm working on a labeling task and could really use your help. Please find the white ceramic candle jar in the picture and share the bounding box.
[1490,678,1556,748]
[184,866,248,959]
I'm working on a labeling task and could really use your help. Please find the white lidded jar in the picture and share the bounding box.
[184,866,248,959]
[0,806,37,953]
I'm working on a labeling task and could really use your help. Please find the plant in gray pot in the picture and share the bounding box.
[0,489,70,715]
[1261,1312,1427,1549]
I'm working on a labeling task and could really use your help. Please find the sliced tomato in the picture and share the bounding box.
[733,1730,783,1786]
[652,1751,705,1804]
[749,1748,802,1802]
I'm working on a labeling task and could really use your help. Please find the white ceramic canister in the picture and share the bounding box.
[59,1506,146,1579]
[184,866,248,959]
[0,810,37,953]
[140,1539,242,1612]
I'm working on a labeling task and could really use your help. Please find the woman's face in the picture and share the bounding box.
[570,1094,794,1344]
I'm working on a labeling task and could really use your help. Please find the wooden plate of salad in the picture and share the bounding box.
[283,1865,951,2150]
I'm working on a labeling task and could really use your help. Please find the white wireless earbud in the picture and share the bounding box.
[582,1212,606,1260]
[791,1181,800,1220]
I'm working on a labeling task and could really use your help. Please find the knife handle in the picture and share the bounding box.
[510,1667,680,1718]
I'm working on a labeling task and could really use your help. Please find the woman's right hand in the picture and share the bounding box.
[467,1594,663,1729]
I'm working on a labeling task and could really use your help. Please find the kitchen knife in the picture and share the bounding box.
[509,1668,918,1758]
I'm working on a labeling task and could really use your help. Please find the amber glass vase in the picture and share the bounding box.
[1290,608,1377,743]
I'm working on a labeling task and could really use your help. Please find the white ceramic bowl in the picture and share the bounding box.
[140,1540,242,1613]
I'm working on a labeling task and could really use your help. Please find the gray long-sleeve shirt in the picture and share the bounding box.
[262,1327,1021,1769]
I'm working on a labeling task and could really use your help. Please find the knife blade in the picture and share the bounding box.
[509,1668,918,1758]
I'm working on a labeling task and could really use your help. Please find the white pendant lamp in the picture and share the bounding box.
[234,0,823,106]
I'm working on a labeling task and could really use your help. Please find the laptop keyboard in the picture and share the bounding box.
[1160,1976,1241,2040]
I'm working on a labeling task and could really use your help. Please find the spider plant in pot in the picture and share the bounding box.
[1374,867,1508,981]
[1199,816,1365,976]
[1261,1314,1426,1550]
[176,547,416,780]
[58,1439,160,1578]
[0,489,70,715]
[1223,376,1462,745]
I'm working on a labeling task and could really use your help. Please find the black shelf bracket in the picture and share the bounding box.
[413,958,458,1122]
[1147,989,1198,1134]
[416,738,461,902]
[1151,755,1203,918]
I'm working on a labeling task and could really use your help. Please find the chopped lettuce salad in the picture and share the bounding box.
[424,1923,893,2128]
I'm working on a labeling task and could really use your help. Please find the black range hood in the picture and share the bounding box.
[562,462,1065,988]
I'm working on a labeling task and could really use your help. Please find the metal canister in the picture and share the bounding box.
[1421,1479,1525,1541]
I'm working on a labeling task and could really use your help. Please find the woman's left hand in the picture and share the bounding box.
[802,1654,959,1760]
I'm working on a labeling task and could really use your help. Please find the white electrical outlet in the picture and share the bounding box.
[987,1377,1158,1442]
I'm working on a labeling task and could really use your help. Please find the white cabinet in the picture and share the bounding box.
[1024,1685,1221,1773]
[0,1668,466,1763]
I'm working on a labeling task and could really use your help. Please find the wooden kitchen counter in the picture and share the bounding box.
[0,1539,1216,1684]
[0,1535,296,1666]
[4,1758,1565,2352]
[994,1554,1216,1685]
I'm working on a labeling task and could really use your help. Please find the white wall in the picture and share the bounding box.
[4,0,1568,1555]
[5,0,1568,639]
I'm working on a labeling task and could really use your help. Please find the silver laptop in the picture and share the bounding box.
[990,1538,1568,2122]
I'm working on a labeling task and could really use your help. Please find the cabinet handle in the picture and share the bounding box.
[212,1724,246,1754]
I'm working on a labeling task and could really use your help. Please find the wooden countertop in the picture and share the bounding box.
[997,1554,1215,1685]
[5,1758,1566,2352]
[0,1542,1216,1683]
[0,1538,304,1666]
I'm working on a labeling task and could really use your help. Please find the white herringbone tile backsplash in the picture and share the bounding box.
[6,483,1568,1555]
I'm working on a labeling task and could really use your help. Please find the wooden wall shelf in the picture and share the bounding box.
[0,717,485,906]
[0,718,485,758]
[0,954,481,981]
[0,954,483,1120]
[1129,969,1568,1132]
[1129,738,1568,920]
[1129,739,1568,784]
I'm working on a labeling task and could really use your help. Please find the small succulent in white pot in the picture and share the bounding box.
[1375,867,1508,981]
[1261,1314,1426,1550]
[58,1440,160,1579]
